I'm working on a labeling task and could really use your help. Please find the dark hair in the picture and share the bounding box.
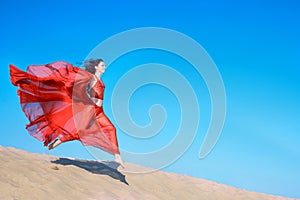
[83,58,104,74]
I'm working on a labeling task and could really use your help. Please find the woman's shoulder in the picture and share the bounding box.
[93,79,105,89]
[97,78,105,87]
[88,76,104,88]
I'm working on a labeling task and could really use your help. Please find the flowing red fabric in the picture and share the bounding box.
[9,61,120,154]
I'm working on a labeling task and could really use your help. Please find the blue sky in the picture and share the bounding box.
[0,0,299,198]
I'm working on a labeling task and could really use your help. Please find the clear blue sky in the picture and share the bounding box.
[1,0,299,198]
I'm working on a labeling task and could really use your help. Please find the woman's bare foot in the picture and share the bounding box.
[114,154,125,168]
[48,139,62,150]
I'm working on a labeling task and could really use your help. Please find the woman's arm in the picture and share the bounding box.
[88,76,103,107]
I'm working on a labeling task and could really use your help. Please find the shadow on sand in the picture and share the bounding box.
[51,158,129,185]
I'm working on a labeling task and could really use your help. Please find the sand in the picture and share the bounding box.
[0,146,298,200]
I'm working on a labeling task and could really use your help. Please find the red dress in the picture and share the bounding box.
[9,61,120,155]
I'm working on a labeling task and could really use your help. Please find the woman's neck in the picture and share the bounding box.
[95,71,102,79]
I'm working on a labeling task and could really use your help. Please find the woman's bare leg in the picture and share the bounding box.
[48,139,62,150]
[114,154,125,168]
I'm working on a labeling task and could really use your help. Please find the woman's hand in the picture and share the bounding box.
[90,97,102,107]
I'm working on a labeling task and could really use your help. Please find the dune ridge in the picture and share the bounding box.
[0,146,298,200]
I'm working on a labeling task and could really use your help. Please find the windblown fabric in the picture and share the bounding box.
[9,61,119,154]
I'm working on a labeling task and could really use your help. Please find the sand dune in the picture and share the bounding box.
[0,146,298,200]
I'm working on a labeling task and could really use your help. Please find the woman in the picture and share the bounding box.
[9,59,125,168]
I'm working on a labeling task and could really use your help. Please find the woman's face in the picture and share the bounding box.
[95,61,106,74]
